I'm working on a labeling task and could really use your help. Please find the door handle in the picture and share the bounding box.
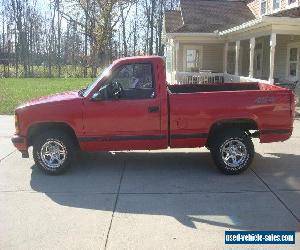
[148,106,160,113]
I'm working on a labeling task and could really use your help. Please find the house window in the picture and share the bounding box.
[261,0,267,15]
[273,0,280,11]
[288,48,299,80]
[186,49,200,72]
[288,0,297,6]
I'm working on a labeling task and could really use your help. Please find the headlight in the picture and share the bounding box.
[15,113,20,134]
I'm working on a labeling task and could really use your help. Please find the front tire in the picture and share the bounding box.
[210,129,254,175]
[33,130,74,175]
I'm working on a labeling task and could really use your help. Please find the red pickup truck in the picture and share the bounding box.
[12,56,295,175]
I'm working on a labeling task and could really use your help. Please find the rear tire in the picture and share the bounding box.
[210,129,254,175]
[33,130,74,175]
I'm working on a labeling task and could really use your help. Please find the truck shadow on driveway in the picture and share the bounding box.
[30,151,300,230]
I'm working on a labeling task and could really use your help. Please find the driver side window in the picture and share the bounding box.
[101,63,155,100]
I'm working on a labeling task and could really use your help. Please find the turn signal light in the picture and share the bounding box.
[15,114,20,134]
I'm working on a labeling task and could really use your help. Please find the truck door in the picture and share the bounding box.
[82,62,166,150]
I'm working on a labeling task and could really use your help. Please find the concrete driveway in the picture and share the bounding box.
[0,115,300,249]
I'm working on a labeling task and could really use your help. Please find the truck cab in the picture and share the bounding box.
[80,56,169,151]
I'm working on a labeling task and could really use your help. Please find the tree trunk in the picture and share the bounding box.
[133,1,138,56]
[149,0,156,55]
[57,0,62,77]
[120,3,127,57]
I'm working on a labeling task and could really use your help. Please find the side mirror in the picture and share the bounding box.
[111,81,123,100]
[112,88,121,100]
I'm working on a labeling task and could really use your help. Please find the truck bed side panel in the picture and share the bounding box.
[168,89,293,148]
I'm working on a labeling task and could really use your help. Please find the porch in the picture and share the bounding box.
[224,34,300,86]
[166,17,300,86]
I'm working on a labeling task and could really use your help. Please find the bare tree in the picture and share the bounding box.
[0,0,179,78]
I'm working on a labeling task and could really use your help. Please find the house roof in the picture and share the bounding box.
[164,10,184,33]
[165,0,256,33]
[270,6,300,18]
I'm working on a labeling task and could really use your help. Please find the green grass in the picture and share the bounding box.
[0,78,94,115]
[0,65,103,78]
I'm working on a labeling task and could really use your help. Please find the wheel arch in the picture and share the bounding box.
[27,122,79,149]
[207,118,258,147]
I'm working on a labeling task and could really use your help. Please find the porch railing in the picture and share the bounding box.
[171,72,274,85]
[175,71,224,84]
[223,74,271,84]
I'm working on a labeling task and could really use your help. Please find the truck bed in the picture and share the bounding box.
[168,82,261,94]
[167,82,294,148]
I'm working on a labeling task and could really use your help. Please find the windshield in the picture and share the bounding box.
[82,64,114,97]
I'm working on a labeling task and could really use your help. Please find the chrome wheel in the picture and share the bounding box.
[220,139,247,168]
[40,140,67,169]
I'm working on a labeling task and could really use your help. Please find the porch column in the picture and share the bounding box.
[235,40,240,75]
[175,41,180,71]
[170,39,176,82]
[223,42,229,74]
[249,37,255,78]
[171,39,176,72]
[269,33,277,84]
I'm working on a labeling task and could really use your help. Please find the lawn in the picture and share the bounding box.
[0,78,94,115]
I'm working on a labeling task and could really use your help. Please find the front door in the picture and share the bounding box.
[82,63,164,151]
[288,47,299,82]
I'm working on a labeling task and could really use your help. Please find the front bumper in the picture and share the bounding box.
[11,135,29,158]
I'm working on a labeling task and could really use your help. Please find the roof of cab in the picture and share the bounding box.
[113,56,165,64]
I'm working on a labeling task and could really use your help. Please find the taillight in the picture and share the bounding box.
[15,113,20,134]
[290,92,296,120]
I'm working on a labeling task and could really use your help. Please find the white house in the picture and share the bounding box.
[163,0,300,86]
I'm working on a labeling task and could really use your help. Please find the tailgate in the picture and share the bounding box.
[258,83,294,143]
